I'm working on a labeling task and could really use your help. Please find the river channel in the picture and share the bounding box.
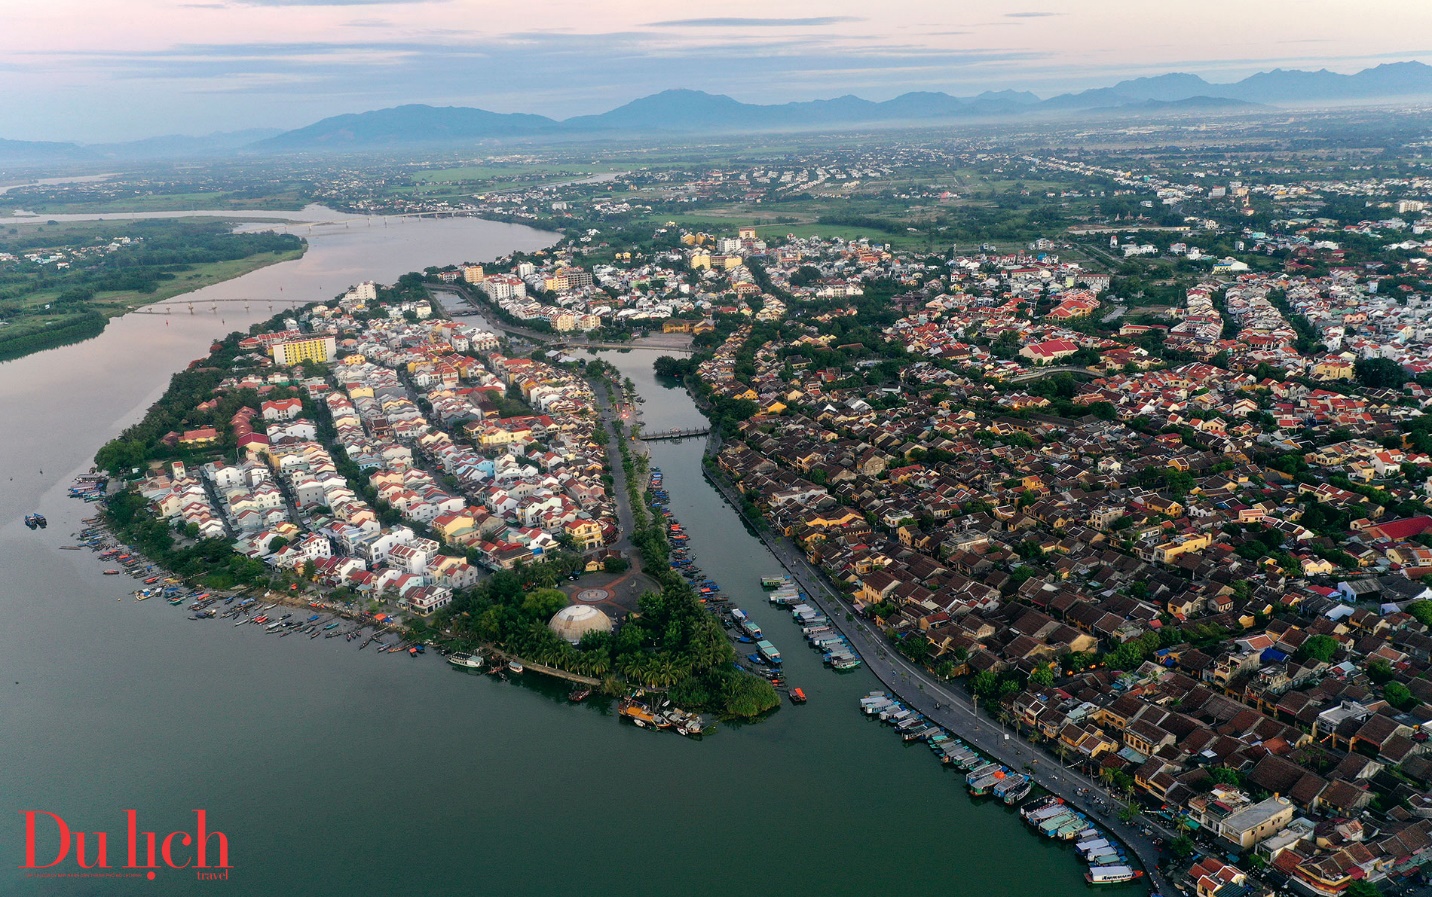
[4,212,1095,896]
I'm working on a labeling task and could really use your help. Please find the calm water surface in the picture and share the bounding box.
[2,221,1098,896]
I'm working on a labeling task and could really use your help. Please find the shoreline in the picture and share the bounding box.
[695,444,1175,892]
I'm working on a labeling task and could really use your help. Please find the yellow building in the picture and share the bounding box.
[1312,357,1354,381]
[565,519,605,551]
[271,335,336,366]
[1153,532,1211,563]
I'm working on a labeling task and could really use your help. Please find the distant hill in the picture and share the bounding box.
[559,87,1043,132]
[93,129,285,160]
[8,60,1432,157]
[246,62,1432,152]
[1045,61,1432,108]
[252,104,560,151]
[0,138,95,165]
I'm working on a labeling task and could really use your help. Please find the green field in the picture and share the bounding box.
[0,218,306,362]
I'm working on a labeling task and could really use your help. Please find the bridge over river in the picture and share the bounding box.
[637,427,710,442]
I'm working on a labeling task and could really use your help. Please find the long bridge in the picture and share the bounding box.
[637,427,710,442]
[126,296,302,316]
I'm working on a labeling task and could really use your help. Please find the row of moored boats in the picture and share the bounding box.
[1021,796,1145,884]
[650,467,804,705]
[764,575,862,671]
[858,691,1141,885]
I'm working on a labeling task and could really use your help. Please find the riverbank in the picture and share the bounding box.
[697,449,1174,893]
[0,217,307,364]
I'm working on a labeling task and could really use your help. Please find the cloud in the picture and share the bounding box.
[230,0,439,6]
[30,32,1042,114]
[646,17,862,28]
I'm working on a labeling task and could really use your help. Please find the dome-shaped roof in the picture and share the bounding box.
[549,604,613,644]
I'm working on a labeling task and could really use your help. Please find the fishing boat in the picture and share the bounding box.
[756,639,782,664]
[1021,796,1063,819]
[968,768,1007,796]
[661,707,706,736]
[103,569,120,575]
[1085,865,1142,885]
[997,775,1033,805]
[788,687,807,704]
[617,697,668,729]
[24,513,47,529]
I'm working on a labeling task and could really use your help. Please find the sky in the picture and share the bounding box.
[3,0,1432,143]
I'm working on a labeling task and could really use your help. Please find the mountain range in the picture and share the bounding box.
[3,61,1432,162]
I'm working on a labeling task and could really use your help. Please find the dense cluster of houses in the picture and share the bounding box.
[687,233,1432,891]
[130,280,618,618]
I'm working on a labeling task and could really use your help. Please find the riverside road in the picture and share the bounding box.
[704,455,1177,896]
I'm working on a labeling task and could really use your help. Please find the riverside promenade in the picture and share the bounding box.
[703,454,1175,896]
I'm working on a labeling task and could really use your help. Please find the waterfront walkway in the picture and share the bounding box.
[704,463,1175,896]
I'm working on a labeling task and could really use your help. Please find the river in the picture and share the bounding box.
[4,217,1096,896]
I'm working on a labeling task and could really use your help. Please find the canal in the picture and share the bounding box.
[4,222,1095,895]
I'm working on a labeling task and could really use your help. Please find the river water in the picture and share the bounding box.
[3,214,1095,896]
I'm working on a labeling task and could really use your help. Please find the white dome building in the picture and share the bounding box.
[549,604,613,644]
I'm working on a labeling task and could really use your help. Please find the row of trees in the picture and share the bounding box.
[0,309,106,363]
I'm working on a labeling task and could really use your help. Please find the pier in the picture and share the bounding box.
[637,427,710,442]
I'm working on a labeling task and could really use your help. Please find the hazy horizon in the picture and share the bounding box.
[4,0,1432,143]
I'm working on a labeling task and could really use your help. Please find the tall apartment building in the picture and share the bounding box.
[272,335,337,366]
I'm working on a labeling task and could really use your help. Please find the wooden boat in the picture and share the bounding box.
[617,698,669,729]
[788,687,807,704]
[568,687,593,702]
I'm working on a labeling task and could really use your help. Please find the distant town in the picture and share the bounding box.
[63,107,1432,897]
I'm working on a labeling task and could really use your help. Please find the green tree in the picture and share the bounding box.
[1343,881,1382,897]
[1355,357,1406,389]
[520,588,570,623]
[1367,658,1395,684]
[1297,634,1339,664]
[1407,601,1432,628]
[1384,682,1416,711]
